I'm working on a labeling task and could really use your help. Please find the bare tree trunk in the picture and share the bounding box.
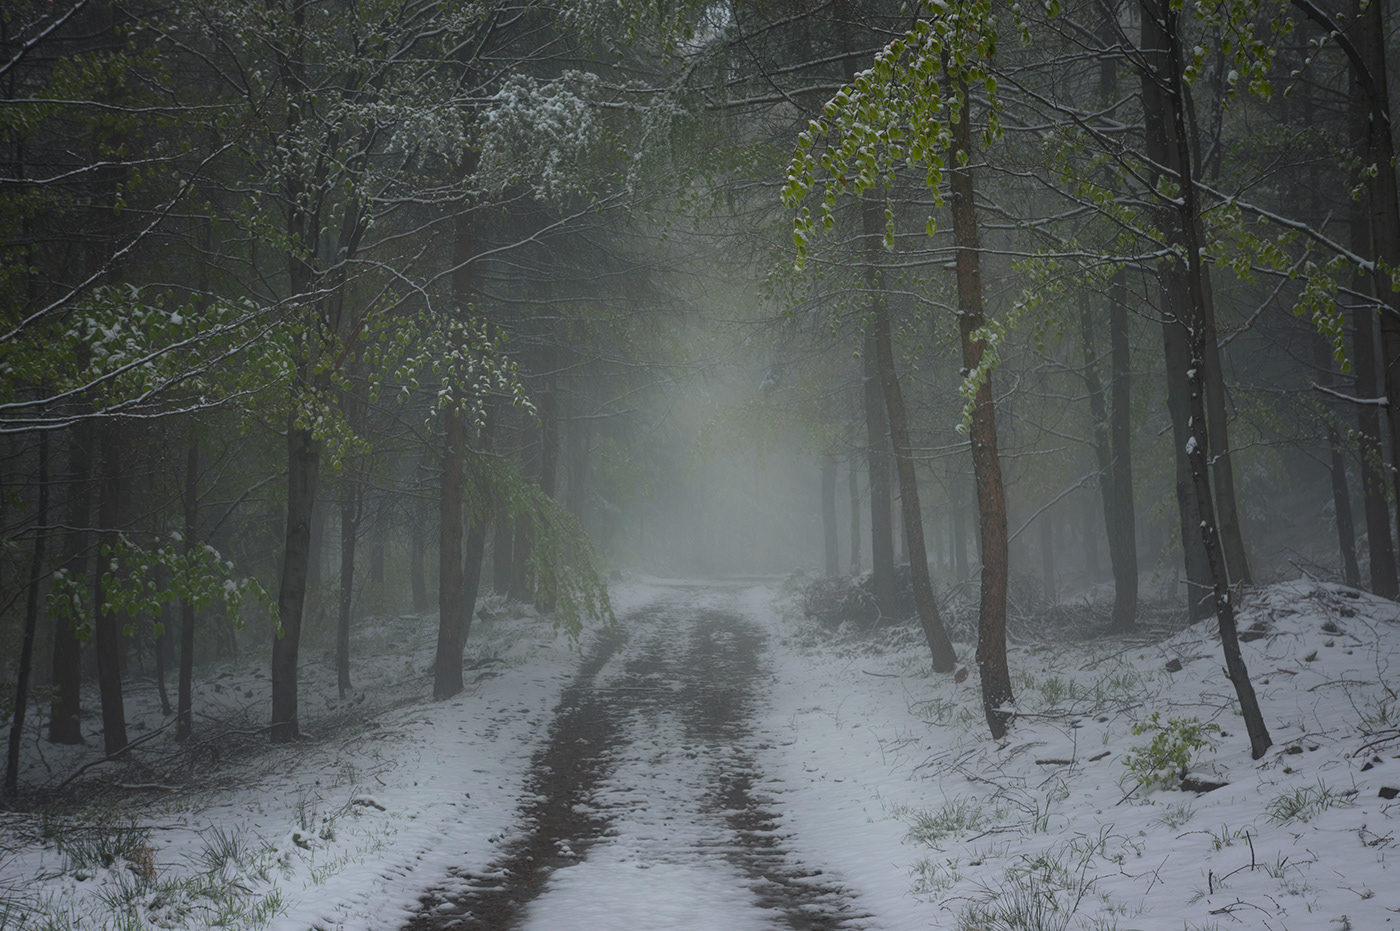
[848,459,861,574]
[1152,0,1271,757]
[94,421,128,756]
[952,474,969,583]
[1107,272,1138,628]
[949,77,1013,737]
[176,419,197,742]
[5,432,47,797]
[1139,9,1214,621]
[307,486,326,606]
[336,480,358,699]
[435,404,466,700]
[459,411,497,653]
[866,197,956,669]
[822,455,839,577]
[1040,514,1056,604]
[270,423,320,741]
[1198,273,1252,584]
[863,335,896,610]
[493,513,514,595]
[1329,425,1361,586]
[1349,174,1398,596]
[1081,280,1138,628]
[49,422,90,745]
[410,501,428,614]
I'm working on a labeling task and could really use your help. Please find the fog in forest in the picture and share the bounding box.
[7,1,1400,927]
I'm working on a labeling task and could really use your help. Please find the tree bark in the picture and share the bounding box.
[336,479,358,699]
[949,78,1013,737]
[49,422,90,745]
[865,197,956,669]
[1081,283,1138,628]
[1106,271,1138,628]
[410,500,428,614]
[94,420,128,756]
[5,431,47,797]
[1154,0,1271,757]
[176,419,197,741]
[1197,273,1252,584]
[270,423,320,741]
[435,404,466,699]
[1329,424,1361,587]
[863,339,897,611]
[1349,167,1398,596]
[1040,513,1056,604]
[848,459,861,574]
[822,455,839,577]
[1343,0,1400,598]
[1139,7,1215,620]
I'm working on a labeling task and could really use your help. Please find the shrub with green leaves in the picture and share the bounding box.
[1121,713,1222,790]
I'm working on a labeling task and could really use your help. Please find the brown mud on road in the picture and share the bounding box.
[404,594,868,930]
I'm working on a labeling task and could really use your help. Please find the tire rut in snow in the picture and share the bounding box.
[682,611,868,931]
[403,630,623,931]
[404,601,868,930]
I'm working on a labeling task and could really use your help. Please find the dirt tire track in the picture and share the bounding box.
[404,594,868,930]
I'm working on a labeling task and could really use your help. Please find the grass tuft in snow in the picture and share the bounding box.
[894,796,990,847]
[956,839,1120,931]
[1266,781,1357,824]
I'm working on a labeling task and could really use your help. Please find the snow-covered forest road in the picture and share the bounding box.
[6,575,1400,931]
[410,582,865,930]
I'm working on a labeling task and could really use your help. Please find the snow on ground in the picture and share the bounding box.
[1,585,662,931]
[3,575,1398,930]
[746,577,1400,930]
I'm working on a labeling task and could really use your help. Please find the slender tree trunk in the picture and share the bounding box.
[510,415,538,604]
[1344,0,1400,607]
[822,455,839,577]
[948,77,1013,737]
[176,420,197,741]
[1349,168,1398,596]
[1081,283,1138,628]
[94,421,128,756]
[459,412,497,654]
[1041,514,1056,604]
[153,587,173,717]
[1197,273,1252,584]
[848,459,861,574]
[1107,272,1138,628]
[435,406,466,700]
[1329,425,1361,587]
[336,480,358,699]
[1154,0,1271,757]
[5,432,47,797]
[50,422,90,745]
[270,423,320,742]
[493,514,514,595]
[952,476,969,583]
[410,501,428,614]
[1341,0,1400,599]
[866,197,956,668]
[863,338,896,610]
[307,487,326,604]
[535,379,559,612]
[1139,8,1215,620]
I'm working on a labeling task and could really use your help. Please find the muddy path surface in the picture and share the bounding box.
[405,586,868,931]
